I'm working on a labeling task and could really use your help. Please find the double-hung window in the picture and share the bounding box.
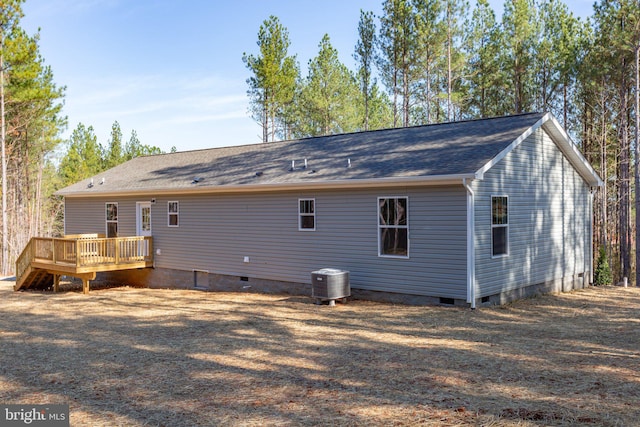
[106,202,118,237]
[378,197,408,257]
[299,199,315,231]
[168,201,179,227]
[491,196,508,257]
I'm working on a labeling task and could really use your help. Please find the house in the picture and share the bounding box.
[54,112,602,306]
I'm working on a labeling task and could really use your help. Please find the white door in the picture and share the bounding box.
[136,202,152,236]
[136,202,152,257]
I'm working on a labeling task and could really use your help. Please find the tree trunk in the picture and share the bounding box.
[446,3,452,122]
[635,44,640,286]
[262,90,268,143]
[403,66,409,127]
[1,33,8,275]
[619,72,630,282]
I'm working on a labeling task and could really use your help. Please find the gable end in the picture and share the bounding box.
[475,113,603,188]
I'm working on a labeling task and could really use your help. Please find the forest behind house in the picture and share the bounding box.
[1,0,639,285]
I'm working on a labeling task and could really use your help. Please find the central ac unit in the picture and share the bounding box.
[311,268,350,305]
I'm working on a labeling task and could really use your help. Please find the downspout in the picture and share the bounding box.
[589,187,597,284]
[463,178,476,309]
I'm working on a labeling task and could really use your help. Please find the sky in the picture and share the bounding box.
[21,0,596,154]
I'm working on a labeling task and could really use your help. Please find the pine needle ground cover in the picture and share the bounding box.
[1,279,638,426]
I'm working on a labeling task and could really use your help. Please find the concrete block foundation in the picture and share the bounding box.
[97,267,591,307]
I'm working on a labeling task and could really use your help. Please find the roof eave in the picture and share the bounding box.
[57,174,477,198]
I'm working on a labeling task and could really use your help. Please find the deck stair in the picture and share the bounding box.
[17,266,54,291]
[15,234,153,294]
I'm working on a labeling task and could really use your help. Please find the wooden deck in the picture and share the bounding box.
[15,234,153,293]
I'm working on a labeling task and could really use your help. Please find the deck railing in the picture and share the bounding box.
[15,238,35,285]
[19,235,153,271]
[15,234,153,292]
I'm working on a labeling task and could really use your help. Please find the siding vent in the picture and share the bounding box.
[439,297,455,305]
[240,276,249,282]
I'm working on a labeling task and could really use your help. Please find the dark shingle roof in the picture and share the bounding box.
[57,112,577,196]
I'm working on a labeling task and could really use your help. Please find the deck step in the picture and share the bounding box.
[14,267,53,291]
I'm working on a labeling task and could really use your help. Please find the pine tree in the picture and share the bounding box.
[367,83,394,130]
[378,0,418,127]
[443,0,467,121]
[58,123,102,188]
[124,129,161,160]
[594,246,613,286]
[535,0,581,125]
[296,34,360,137]
[413,0,446,123]
[104,121,123,169]
[242,16,299,142]
[462,0,504,118]
[1,1,65,271]
[500,0,539,114]
[0,0,24,274]
[354,10,377,131]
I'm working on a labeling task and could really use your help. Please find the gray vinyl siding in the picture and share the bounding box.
[64,186,468,298]
[64,199,137,237]
[473,128,592,297]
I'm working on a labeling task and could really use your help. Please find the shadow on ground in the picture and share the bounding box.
[1,282,638,426]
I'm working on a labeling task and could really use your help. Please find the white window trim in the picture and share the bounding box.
[491,195,509,258]
[168,201,179,227]
[298,198,316,231]
[105,202,118,237]
[377,196,409,259]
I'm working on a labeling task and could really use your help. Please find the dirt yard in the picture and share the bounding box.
[1,279,639,426]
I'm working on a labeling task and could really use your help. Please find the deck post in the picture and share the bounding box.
[53,274,60,292]
[147,237,153,260]
[80,272,96,294]
[75,239,81,268]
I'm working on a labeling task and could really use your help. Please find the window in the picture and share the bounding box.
[378,197,408,257]
[168,201,179,227]
[492,196,508,257]
[299,199,315,231]
[106,202,118,237]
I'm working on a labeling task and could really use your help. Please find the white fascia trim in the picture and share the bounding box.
[59,173,478,198]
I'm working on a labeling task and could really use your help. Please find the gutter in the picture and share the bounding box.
[57,173,478,198]
[462,178,476,309]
